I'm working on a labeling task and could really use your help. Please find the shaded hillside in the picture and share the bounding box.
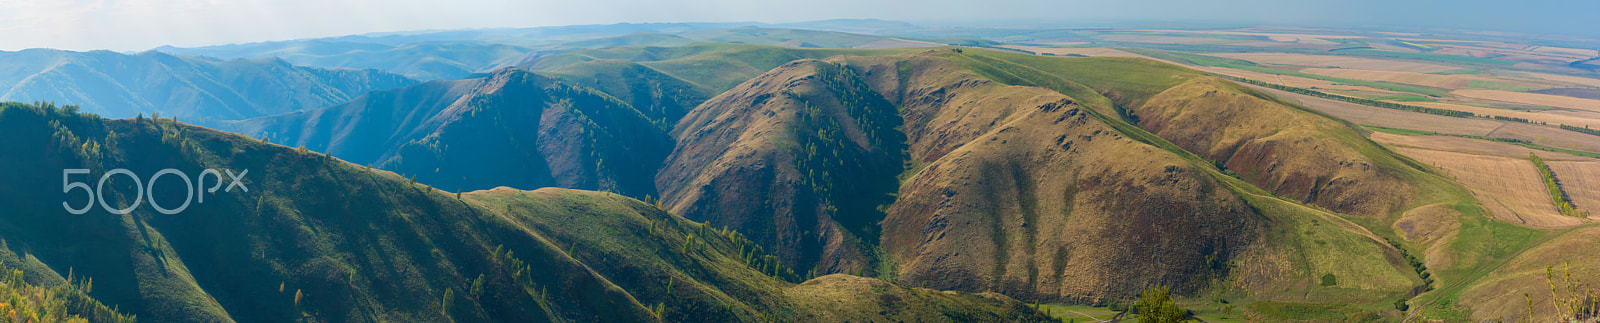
[0,102,1052,322]
[548,59,715,125]
[225,68,672,198]
[0,49,416,122]
[657,59,907,277]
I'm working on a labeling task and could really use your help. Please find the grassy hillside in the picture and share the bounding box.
[226,68,674,198]
[191,42,1583,321]
[0,101,1052,322]
[657,59,907,279]
[951,49,1591,321]
[546,59,714,126]
[643,48,1426,323]
[519,43,921,91]
[162,40,535,81]
[0,49,416,122]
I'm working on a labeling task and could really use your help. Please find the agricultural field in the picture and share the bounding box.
[1409,101,1600,129]
[1368,132,1597,161]
[994,44,1146,58]
[1388,147,1584,229]
[1453,89,1600,113]
[1206,53,1460,73]
[1546,161,1600,214]
[1299,68,1531,90]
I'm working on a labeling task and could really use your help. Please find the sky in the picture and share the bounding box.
[0,0,1595,51]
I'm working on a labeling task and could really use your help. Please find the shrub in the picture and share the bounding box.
[1137,285,1187,323]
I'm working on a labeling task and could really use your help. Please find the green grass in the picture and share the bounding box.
[1337,49,1520,66]
[1467,80,1544,92]
[1246,302,1351,321]
[1372,94,1438,102]
[1431,68,1484,75]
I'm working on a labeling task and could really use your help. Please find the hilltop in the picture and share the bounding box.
[0,101,1053,322]
[0,49,416,123]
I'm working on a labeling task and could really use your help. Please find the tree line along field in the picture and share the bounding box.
[1386,146,1586,229]
[1546,161,1600,215]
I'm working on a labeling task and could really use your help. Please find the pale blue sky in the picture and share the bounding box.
[0,0,1595,51]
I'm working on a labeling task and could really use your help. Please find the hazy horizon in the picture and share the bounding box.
[1,0,1596,52]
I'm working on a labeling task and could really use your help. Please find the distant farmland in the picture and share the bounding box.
[1547,161,1600,215]
[1392,147,1584,229]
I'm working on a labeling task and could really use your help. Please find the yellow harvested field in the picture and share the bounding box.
[1435,47,1578,65]
[1302,68,1479,89]
[1453,90,1600,112]
[1369,132,1596,161]
[1482,123,1600,154]
[994,45,1149,58]
[1207,53,1458,73]
[1391,147,1585,229]
[1442,44,1593,61]
[1546,161,1600,214]
[1237,82,1499,135]
[1411,101,1600,129]
[1235,80,1600,154]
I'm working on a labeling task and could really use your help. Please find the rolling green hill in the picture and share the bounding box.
[101,40,1600,321]
[0,49,417,123]
[223,68,675,198]
[162,41,536,81]
[0,101,1053,322]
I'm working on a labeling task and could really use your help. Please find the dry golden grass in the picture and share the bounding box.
[1411,101,1600,129]
[1458,226,1600,322]
[1207,53,1459,73]
[1390,147,1583,229]
[1368,132,1596,161]
[1546,161,1600,214]
[1454,89,1600,113]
